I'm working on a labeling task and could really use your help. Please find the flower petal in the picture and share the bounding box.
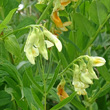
[80,73,93,84]
[51,11,63,28]
[45,40,54,48]
[24,28,39,52]
[90,56,106,67]
[38,30,48,60]
[43,30,62,52]
[61,0,71,6]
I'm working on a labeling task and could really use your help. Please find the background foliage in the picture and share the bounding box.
[0,0,110,110]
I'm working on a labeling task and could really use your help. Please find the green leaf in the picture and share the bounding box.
[0,58,22,85]
[0,90,11,106]
[89,102,98,110]
[35,4,47,12]
[79,1,90,16]
[73,13,96,37]
[58,53,68,68]
[3,0,18,17]
[101,0,110,12]
[23,87,39,109]
[4,78,28,110]
[89,1,108,25]
[71,99,86,110]
[97,65,110,82]
[50,92,76,110]
[0,8,17,33]
[31,104,38,110]
[46,61,61,93]
[24,67,44,94]
[15,17,35,38]
[31,88,44,110]
[96,96,107,110]
[89,82,110,103]
[0,41,9,59]
[4,35,21,57]
[59,10,68,18]
[4,109,13,110]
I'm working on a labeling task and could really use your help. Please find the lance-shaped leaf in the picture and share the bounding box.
[46,61,61,93]
[4,35,21,58]
[31,88,44,110]
[0,8,17,33]
[89,1,108,25]
[101,0,110,12]
[73,13,96,37]
[50,92,76,110]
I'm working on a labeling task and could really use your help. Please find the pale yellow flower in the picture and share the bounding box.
[72,56,106,95]
[90,56,106,67]
[24,27,62,64]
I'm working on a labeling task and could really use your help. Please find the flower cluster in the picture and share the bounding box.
[72,56,106,95]
[37,0,78,31]
[24,26,62,64]
[57,79,69,101]
[51,0,73,31]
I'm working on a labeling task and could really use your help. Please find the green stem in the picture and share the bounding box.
[88,82,110,103]
[59,55,88,76]
[2,26,30,39]
[40,56,47,110]
[36,0,54,24]
[2,24,41,39]
[82,14,110,54]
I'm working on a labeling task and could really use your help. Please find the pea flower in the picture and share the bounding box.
[24,26,62,64]
[89,56,106,67]
[60,0,71,6]
[53,0,71,12]
[72,56,106,95]
[51,11,71,31]
[57,79,69,101]
[72,64,88,95]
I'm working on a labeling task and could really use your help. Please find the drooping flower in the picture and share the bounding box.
[72,55,106,95]
[60,0,71,6]
[51,11,71,31]
[57,79,69,101]
[24,26,62,64]
[89,56,106,67]
[24,28,41,64]
[72,64,89,95]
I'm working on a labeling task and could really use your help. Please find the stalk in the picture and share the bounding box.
[36,0,54,24]
[82,14,110,54]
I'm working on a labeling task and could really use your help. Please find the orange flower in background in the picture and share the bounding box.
[51,11,71,31]
[51,11,63,28]
[60,0,71,6]
[72,0,78,2]
[57,79,69,101]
